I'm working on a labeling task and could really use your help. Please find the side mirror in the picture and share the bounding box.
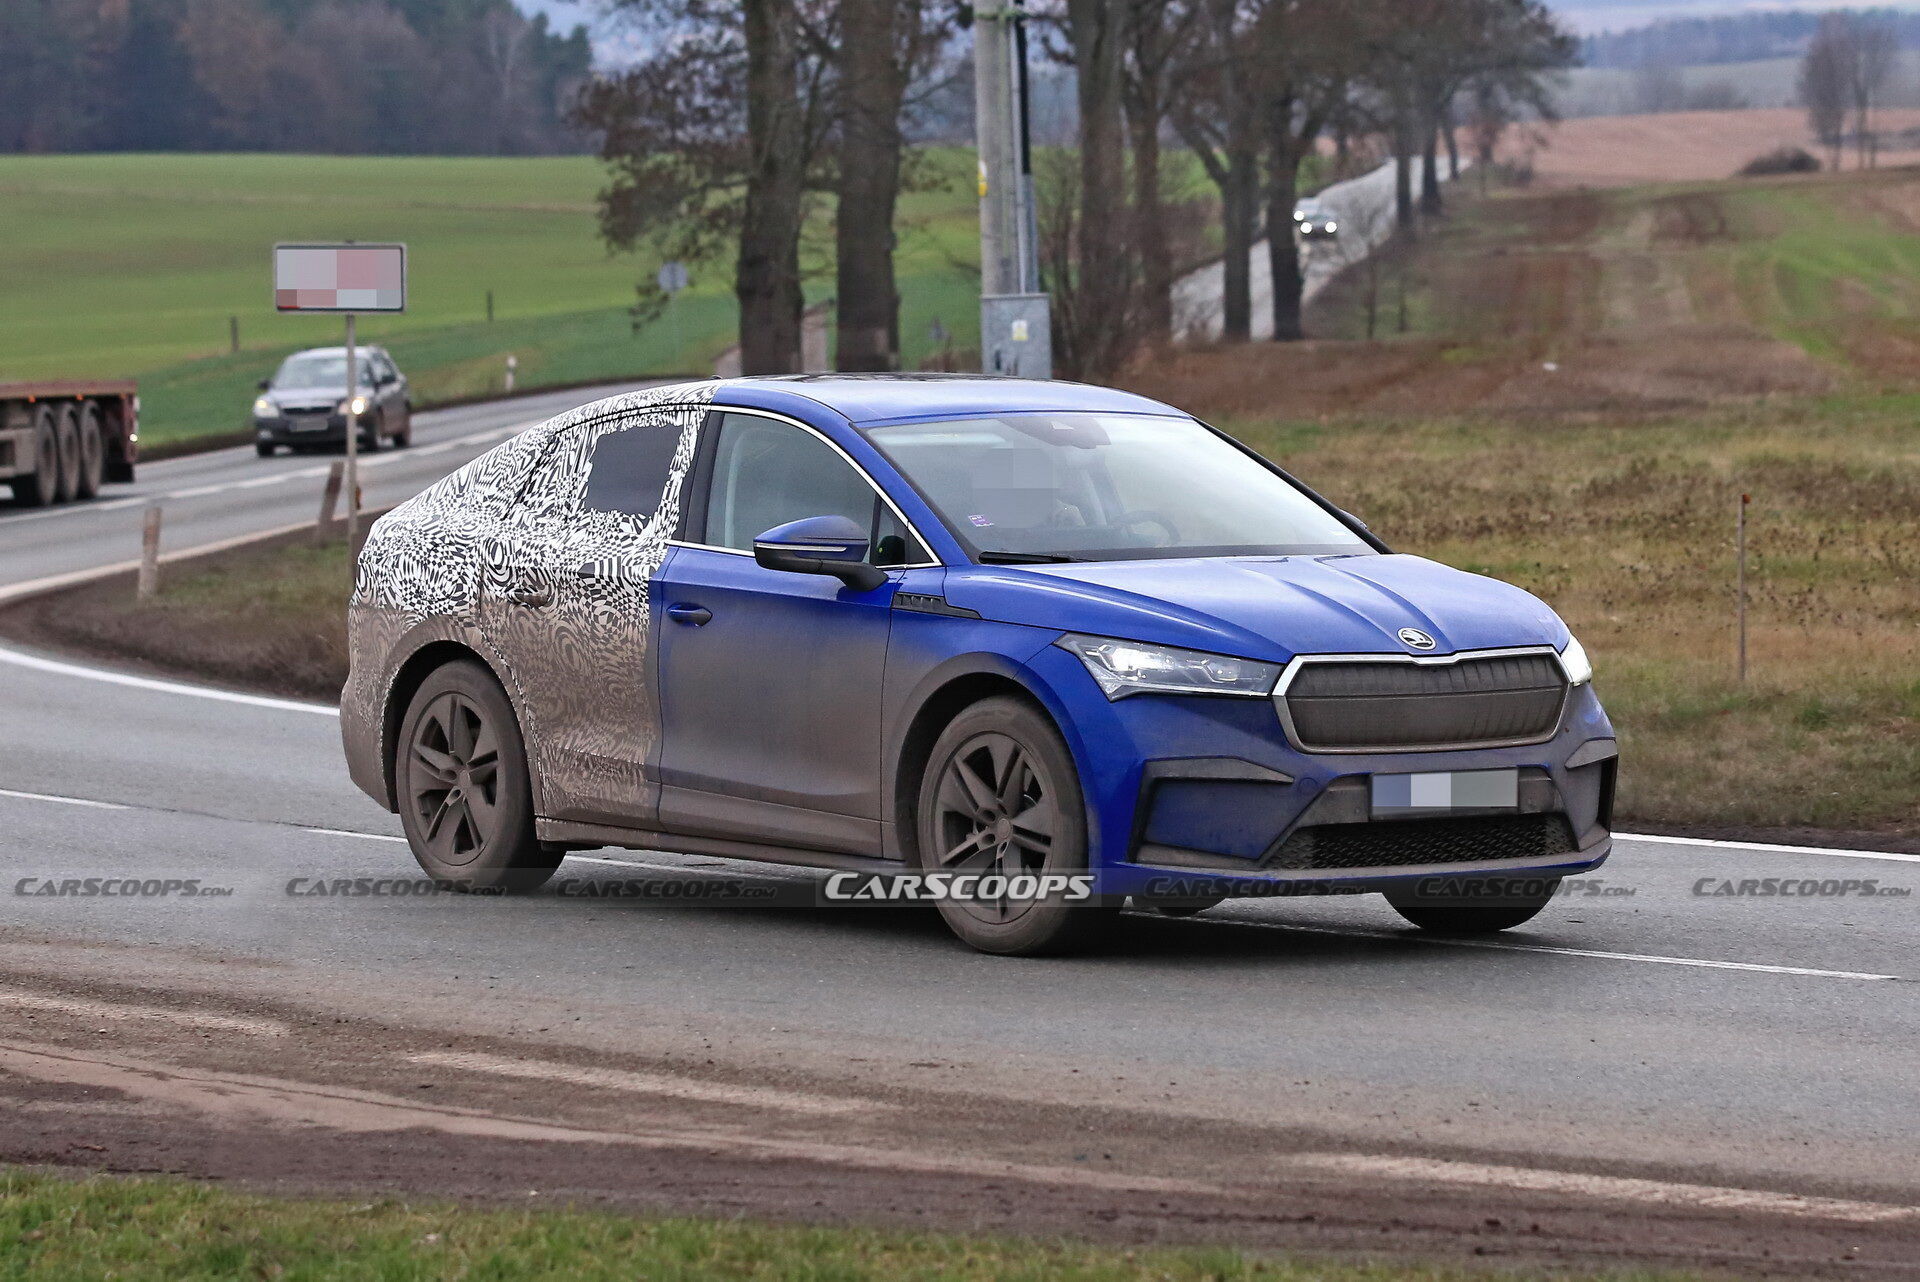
[753,515,887,592]
[257,379,272,391]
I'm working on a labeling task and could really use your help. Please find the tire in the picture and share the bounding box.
[395,660,561,894]
[10,410,59,506]
[1386,879,1560,935]
[359,419,382,453]
[393,405,413,448]
[256,443,277,458]
[913,696,1117,956]
[52,406,81,503]
[73,405,105,500]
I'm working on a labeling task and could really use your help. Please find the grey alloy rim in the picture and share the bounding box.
[931,730,1062,925]
[407,691,501,868]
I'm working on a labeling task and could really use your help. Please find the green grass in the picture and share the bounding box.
[0,1168,1700,1282]
[0,152,984,450]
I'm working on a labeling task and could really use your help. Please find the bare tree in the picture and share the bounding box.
[1848,16,1899,168]
[1063,0,1133,377]
[1800,19,1849,170]
[1169,0,1262,342]
[1121,0,1199,343]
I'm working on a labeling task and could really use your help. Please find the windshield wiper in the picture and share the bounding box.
[977,550,1081,564]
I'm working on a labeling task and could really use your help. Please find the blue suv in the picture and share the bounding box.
[343,376,1615,955]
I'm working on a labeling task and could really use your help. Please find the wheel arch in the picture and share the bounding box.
[377,630,546,815]
[888,658,1069,867]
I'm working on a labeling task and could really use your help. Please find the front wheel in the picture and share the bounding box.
[1386,879,1559,934]
[914,696,1117,956]
[395,660,561,893]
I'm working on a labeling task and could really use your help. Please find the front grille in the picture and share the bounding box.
[1267,813,1576,872]
[1281,652,1567,751]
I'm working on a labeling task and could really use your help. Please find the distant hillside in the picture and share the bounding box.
[1579,7,1920,69]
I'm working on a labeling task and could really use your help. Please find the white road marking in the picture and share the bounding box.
[0,986,288,1037]
[405,1049,882,1116]
[0,787,130,811]
[1620,832,1920,864]
[299,826,406,843]
[1290,1152,1920,1225]
[1225,918,1901,981]
[0,642,336,716]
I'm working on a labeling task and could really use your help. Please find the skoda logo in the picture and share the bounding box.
[1397,627,1437,651]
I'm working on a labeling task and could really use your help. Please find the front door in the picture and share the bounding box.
[479,402,704,826]
[654,412,928,856]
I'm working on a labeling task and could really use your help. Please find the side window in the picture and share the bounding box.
[581,423,682,519]
[700,414,926,565]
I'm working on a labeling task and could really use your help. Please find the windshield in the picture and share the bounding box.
[273,354,372,390]
[863,414,1372,562]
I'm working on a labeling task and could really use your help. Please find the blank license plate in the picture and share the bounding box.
[1370,769,1518,816]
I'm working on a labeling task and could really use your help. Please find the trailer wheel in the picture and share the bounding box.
[73,403,105,500]
[11,409,60,507]
[52,406,81,503]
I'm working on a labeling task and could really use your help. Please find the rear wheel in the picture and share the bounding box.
[395,661,561,894]
[73,404,105,500]
[914,696,1117,956]
[52,406,80,503]
[1386,879,1560,934]
[11,411,59,506]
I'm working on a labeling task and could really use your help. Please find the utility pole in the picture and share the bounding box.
[973,0,1051,378]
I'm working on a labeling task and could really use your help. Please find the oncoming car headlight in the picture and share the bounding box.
[339,395,369,417]
[1056,634,1281,700]
[1559,635,1593,685]
[252,397,276,417]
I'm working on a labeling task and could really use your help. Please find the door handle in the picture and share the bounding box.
[666,603,712,626]
[503,585,552,607]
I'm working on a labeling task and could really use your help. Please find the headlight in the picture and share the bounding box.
[1559,635,1593,685]
[339,396,369,417]
[1325,221,1338,232]
[1056,633,1282,700]
[252,397,276,417]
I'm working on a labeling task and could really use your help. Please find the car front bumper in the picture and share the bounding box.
[1022,642,1618,899]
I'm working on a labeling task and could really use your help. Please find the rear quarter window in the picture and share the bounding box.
[580,423,683,519]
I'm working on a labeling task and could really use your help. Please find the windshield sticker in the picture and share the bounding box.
[967,514,994,527]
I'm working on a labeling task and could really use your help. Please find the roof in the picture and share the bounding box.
[711,374,1184,427]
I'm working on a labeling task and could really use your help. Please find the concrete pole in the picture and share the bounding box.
[972,0,1051,377]
[973,4,1021,301]
[343,313,359,549]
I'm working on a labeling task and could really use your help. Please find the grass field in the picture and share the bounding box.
[0,1167,1696,1282]
[0,153,984,449]
[1128,168,1920,841]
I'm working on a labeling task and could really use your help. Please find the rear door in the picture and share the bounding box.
[478,403,704,826]
[653,410,932,855]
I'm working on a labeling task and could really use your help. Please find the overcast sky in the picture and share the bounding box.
[517,1,1920,56]
[1553,0,1920,33]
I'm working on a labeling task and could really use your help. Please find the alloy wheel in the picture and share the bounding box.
[406,691,502,868]
[931,730,1061,925]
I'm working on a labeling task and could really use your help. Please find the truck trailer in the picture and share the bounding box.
[0,381,138,506]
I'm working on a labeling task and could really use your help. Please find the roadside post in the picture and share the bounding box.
[658,261,689,366]
[317,460,345,542]
[273,243,407,554]
[1737,492,1750,685]
[970,0,1050,378]
[136,504,162,602]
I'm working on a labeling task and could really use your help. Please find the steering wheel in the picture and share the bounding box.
[1113,509,1180,547]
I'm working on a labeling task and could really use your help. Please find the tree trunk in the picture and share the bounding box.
[739,0,805,374]
[1221,151,1256,342]
[1420,119,1443,215]
[1265,150,1304,342]
[1127,93,1172,344]
[1068,0,1129,377]
[1443,104,1461,180]
[1394,144,1415,232]
[834,0,905,371]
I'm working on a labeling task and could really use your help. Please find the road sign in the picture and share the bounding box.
[274,243,407,313]
[657,261,689,294]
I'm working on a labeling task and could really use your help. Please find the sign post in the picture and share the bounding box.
[657,261,689,368]
[273,243,407,549]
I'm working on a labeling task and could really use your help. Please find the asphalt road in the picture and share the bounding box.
[2,387,1918,1276]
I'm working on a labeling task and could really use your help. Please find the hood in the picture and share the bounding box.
[268,384,353,410]
[941,553,1569,662]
